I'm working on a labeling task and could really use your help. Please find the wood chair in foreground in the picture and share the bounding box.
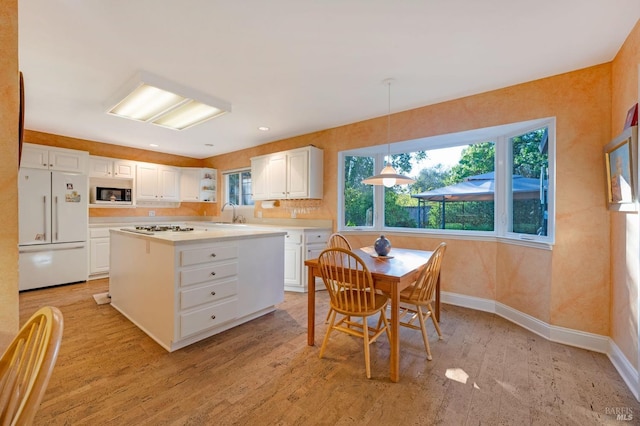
[0,306,64,426]
[324,233,353,323]
[318,247,390,378]
[398,242,446,360]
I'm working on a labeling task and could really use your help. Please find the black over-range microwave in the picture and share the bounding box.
[93,186,132,204]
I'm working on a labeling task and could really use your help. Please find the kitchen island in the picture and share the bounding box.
[109,227,286,351]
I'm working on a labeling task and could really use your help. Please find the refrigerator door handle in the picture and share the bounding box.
[43,195,47,241]
[19,244,85,254]
[54,195,58,241]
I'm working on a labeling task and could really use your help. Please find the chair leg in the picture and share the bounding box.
[362,316,371,379]
[319,309,337,359]
[416,306,433,361]
[380,309,391,342]
[324,307,333,323]
[428,303,443,339]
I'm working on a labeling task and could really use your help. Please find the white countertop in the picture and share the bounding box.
[111,227,286,245]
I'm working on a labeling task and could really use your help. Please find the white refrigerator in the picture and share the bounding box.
[18,168,88,290]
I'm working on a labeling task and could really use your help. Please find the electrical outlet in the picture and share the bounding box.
[149,210,156,217]
[257,211,262,218]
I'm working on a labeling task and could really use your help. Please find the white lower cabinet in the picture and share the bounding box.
[284,231,303,289]
[89,228,110,278]
[284,228,330,292]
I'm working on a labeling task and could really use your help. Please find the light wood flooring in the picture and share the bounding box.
[18,278,640,425]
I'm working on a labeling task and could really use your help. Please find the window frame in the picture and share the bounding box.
[223,168,254,206]
[337,117,556,248]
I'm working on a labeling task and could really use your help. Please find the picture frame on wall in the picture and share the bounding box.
[604,125,638,211]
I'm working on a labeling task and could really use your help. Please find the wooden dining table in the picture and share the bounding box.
[305,246,437,383]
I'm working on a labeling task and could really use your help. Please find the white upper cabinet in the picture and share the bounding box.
[250,156,269,200]
[180,167,217,203]
[21,143,88,174]
[267,152,288,199]
[251,146,323,201]
[89,156,135,179]
[136,162,180,202]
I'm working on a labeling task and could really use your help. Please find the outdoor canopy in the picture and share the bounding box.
[411,172,543,202]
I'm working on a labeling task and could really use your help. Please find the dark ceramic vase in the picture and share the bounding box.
[374,235,391,256]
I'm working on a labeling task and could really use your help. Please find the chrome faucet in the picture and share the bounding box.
[221,202,238,223]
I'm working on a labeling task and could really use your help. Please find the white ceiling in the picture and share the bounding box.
[19,1,640,159]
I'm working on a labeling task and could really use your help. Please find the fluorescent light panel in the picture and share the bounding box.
[152,100,226,130]
[106,72,231,130]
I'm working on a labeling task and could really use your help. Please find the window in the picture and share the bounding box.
[508,127,549,237]
[338,118,555,245]
[224,169,254,206]
[343,155,374,226]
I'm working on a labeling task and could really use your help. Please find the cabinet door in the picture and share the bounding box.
[49,149,86,173]
[113,160,135,178]
[251,156,269,200]
[180,168,200,202]
[136,163,159,200]
[20,145,49,170]
[287,149,309,198]
[305,244,326,288]
[89,157,112,177]
[158,166,180,201]
[284,243,303,286]
[268,153,288,199]
[90,237,110,274]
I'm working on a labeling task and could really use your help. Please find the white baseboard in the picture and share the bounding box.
[609,340,640,401]
[441,291,639,401]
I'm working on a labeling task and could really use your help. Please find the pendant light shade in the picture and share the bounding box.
[362,79,415,187]
[361,165,416,187]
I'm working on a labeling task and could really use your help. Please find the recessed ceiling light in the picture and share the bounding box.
[258,126,270,131]
[106,71,231,131]
[149,143,159,147]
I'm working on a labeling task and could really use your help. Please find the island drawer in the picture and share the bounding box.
[180,278,237,310]
[180,298,238,338]
[180,261,238,287]
[180,244,238,266]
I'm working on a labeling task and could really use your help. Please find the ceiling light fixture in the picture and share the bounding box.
[106,71,231,131]
[258,126,270,131]
[362,79,415,187]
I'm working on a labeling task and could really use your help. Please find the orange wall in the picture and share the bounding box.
[610,20,640,369]
[0,0,19,340]
[206,65,611,334]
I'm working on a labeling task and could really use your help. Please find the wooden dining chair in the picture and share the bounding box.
[327,233,352,250]
[0,306,64,426]
[317,247,390,378]
[324,233,353,323]
[398,242,446,360]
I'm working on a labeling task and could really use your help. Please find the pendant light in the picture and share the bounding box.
[362,79,415,187]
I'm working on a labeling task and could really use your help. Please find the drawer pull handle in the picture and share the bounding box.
[210,272,216,276]
[210,253,216,257]
[210,291,216,296]
[211,315,216,320]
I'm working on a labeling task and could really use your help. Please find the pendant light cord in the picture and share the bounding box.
[386,79,392,167]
